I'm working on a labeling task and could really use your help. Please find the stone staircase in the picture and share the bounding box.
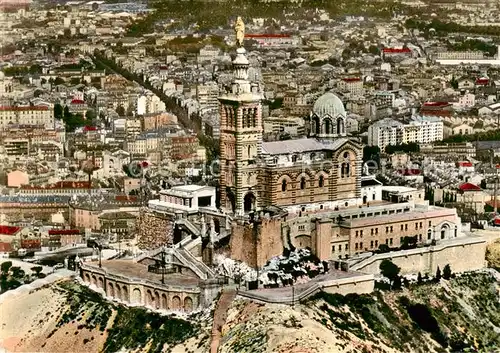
[175,218,201,237]
[176,247,216,279]
[210,289,236,353]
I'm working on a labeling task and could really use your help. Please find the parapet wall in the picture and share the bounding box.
[351,237,487,275]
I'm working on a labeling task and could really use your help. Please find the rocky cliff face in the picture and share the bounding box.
[218,272,499,353]
[0,272,498,353]
[0,281,210,353]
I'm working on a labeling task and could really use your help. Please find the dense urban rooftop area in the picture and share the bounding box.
[0,1,500,352]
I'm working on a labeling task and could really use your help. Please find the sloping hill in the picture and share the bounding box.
[0,272,498,353]
[218,272,500,353]
[0,280,209,353]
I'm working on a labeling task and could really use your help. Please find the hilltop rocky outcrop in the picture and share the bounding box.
[0,272,498,353]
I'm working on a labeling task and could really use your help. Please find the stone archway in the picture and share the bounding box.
[294,234,311,249]
[132,288,142,304]
[243,192,256,213]
[116,286,122,301]
[91,275,97,286]
[155,292,160,309]
[323,118,332,134]
[108,283,115,298]
[97,277,104,289]
[161,294,168,309]
[171,296,181,310]
[440,224,450,239]
[184,297,193,312]
[84,273,91,283]
[146,290,155,307]
[363,195,368,204]
[122,286,128,302]
[337,117,344,134]
[313,116,320,135]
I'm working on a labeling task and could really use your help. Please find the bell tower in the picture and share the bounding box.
[219,23,263,216]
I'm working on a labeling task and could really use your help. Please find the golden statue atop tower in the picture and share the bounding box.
[234,16,245,47]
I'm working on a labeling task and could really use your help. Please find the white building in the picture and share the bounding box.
[455,92,475,109]
[338,78,364,96]
[368,115,443,151]
[0,106,55,129]
[136,92,166,116]
[198,45,221,63]
[148,185,217,212]
[196,82,219,112]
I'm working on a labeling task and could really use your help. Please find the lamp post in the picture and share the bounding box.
[98,243,102,268]
[160,246,166,284]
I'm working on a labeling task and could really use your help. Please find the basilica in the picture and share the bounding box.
[217,39,468,270]
[219,46,363,216]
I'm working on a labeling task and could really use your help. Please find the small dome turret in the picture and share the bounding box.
[312,92,346,118]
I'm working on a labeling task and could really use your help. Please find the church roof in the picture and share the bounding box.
[312,92,346,118]
[261,137,352,155]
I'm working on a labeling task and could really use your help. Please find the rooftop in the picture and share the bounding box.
[342,207,456,228]
[458,182,481,191]
[0,226,21,235]
[262,137,352,155]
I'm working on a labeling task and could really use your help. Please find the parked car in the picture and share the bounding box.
[53,263,64,270]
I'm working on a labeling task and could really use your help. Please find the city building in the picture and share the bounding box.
[0,106,55,129]
[367,116,444,151]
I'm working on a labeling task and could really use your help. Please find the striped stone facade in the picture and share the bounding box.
[219,98,263,215]
[219,47,363,215]
[259,141,362,208]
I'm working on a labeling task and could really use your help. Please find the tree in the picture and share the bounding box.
[417,272,423,284]
[443,264,452,280]
[392,275,402,290]
[86,109,97,122]
[54,77,65,85]
[380,259,401,289]
[54,103,63,120]
[10,266,24,279]
[31,266,43,278]
[435,266,442,281]
[63,105,71,119]
[116,105,125,116]
[1,261,12,274]
[368,45,380,55]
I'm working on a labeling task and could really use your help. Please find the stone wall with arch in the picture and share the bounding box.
[80,266,200,312]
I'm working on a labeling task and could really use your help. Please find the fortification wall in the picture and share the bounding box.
[351,237,487,275]
[230,216,284,268]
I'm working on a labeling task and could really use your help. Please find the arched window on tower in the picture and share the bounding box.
[341,163,350,177]
[252,108,257,127]
[281,179,287,192]
[324,119,331,134]
[247,145,251,158]
[300,177,306,190]
[245,109,250,128]
[341,152,351,178]
[319,175,325,187]
[241,109,246,128]
[337,118,344,134]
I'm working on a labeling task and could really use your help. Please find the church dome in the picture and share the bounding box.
[312,92,346,118]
